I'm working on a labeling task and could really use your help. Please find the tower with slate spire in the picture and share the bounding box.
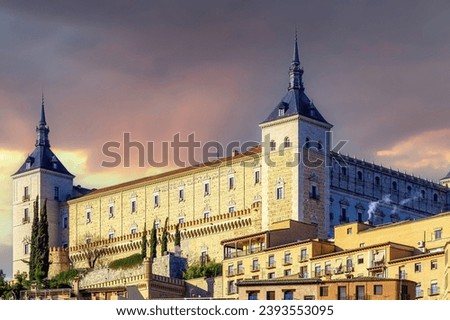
[259,35,333,237]
[11,96,75,276]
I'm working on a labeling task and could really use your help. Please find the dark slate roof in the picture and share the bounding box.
[442,170,450,180]
[261,88,330,125]
[13,145,74,176]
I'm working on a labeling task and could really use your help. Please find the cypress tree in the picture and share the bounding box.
[29,196,40,281]
[37,198,49,281]
[141,222,147,259]
[150,221,157,260]
[174,223,181,247]
[160,218,168,255]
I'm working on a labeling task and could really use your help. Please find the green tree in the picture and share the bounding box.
[29,195,40,281]
[141,222,147,259]
[160,218,168,255]
[37,198,49,281]
[0,269,7,298]
[174,223,181,247]
[150,221,157,260]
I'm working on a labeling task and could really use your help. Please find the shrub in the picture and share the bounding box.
[109,254,143,270]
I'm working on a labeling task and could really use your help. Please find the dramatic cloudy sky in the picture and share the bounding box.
[1,0,450,277]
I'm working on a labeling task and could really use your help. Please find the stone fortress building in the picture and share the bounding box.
[11,37,450,297]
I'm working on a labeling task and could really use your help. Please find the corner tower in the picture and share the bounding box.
[11,96,74,276]
[259,35,333,237]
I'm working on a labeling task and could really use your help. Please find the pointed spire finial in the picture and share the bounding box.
[40,91,46,125]
[288,31,304,91]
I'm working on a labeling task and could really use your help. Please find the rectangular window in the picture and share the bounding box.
[237,261,244,275]
[108,232,115,240]
[266,291,275,300]
[203,211,210,219]
[276,186,284,200]
[227,264,234,276]
[252,259,259,271]
[325,263,332,275]
[179,217,185,224]
[109,205,114,218]
[284,269,291,276]
[314,265,321,277]
[338,286,347,300]
[300,248,308,261]
[154,194,160,208]
[131,228,137,235]
[179,189,185,201]
[63,216,68,229]
[24,243,30,255]
[268,255,275,268]
[54,186,59,200]
[283,290,294,300]
[204,182,210,196]
[131,200,137,213]
[284,252,292,265]
[24,186,29,197]
[431,260,438,270]
[228,281,236,294]
[268,272,275,279]
[86,210,91,223]
[358,255,364,264]
[430,282,439,295]
[229,176,235,190]
[319,286,329,297]
[228,206,235,213]
[415,263,422,273]
[248,291,258,300]
[434,229,442,240]
[346,227,352,235]
[254,170,260,184]
[310,185,318,199]
[373,285,383,295]
[23,208,29,223]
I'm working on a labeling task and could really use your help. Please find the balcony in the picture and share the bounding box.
[299,272,309,279]
[236,268,245,275]
[266,262,276,269]
[22,195,30,202]
[283,257,292,266]
[299,254,309,262]
[227,287,237,295]
[428,287,440,296]
[226,270,235,277]
[251,264,260,272]
[344,266,354,273]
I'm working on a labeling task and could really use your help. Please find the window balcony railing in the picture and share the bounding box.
[344,266,354,273]
[236,268,245,275]
[283,257,292,266]
[299,254,309,262]
[266,262,276,269]
[22,195,30,202]
[251,264,260,272]
[428,287,440,296]
[226,270,235,277]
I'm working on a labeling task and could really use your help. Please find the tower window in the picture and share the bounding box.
[228,206,235,213]
[204,182,210,196]
[278,107,285,116]
[392,181,397,191]
[254,170,260,184]
[276,186,284,200]
[86,210,92,224]
[305,137,310,149]
[131,227,137,235]
[433,193,438,202]
[178,216,185,224]
[375,176,380,185]
[63,216,68,229]
[229,176,235,190]
[203,211,211,219]
[23,186,30,201]
[131,199,137,213]
[108,231,115,240]
[154,194,160,208]
[23,208,29,224]
[109,205,114,218]
[270,140,276,151]
[24,243,30,255]
[179,188,185,202]
[341,167,347,176]
[54,186,59,200]
[284,137,291,148]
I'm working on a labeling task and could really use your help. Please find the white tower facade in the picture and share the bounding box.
[11,98,74,276]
